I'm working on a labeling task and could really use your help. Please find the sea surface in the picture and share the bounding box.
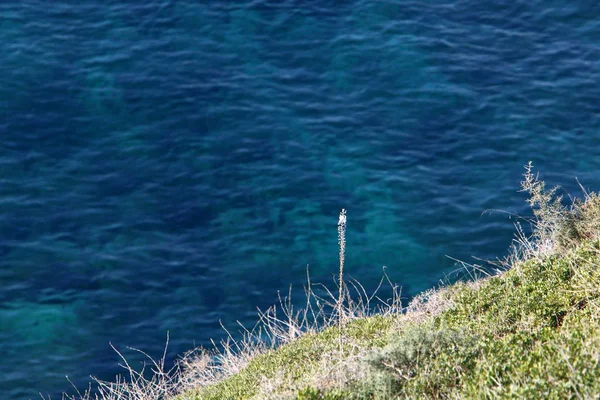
[1,1,599,398]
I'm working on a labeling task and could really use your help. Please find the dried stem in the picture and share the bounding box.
[337,209,347,325]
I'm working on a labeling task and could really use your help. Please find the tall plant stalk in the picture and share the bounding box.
[337,209,347,382]
[337,208,347,325]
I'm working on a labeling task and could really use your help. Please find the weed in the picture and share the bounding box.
[520,161,600,254]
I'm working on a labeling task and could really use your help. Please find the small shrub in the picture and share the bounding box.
[521,162,600,254]
[367,322,479,398]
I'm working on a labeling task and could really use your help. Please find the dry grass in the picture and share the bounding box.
[48,334,179,400]
[519,161,600,256]
[177,272,403,399]
[55,209,403,400]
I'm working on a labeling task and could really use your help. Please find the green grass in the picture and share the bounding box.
[365,242,600,399]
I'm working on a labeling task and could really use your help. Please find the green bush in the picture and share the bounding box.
[366,322,479,398]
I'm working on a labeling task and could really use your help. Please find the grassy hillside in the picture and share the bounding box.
[61,164,600,399]
[175,242,600,400]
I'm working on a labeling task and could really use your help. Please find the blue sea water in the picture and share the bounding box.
[0,0,599,398]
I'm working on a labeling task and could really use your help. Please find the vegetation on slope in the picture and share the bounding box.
[60,164,600,400]
[363,242,600,399]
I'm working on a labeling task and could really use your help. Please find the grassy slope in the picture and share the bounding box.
[372,242,600,399]
[178,315,396,399]
[180,241,600,400]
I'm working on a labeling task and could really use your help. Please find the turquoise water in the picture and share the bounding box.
[1,1,599,398]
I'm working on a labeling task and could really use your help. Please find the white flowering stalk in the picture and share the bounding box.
[337,209,347,324]
[336,208,348,377]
